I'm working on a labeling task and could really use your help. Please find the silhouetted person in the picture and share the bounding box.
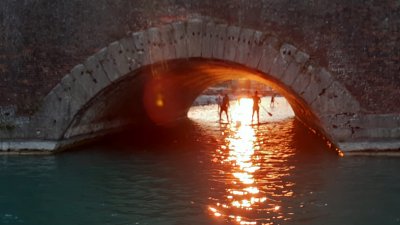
[252,91,261,124]
[219,94,230,122]
[270,93,276,108]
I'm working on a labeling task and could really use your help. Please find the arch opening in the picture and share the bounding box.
[188,79,295,126]
[62,59,327,149]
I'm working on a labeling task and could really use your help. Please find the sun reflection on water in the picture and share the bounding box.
[207,98,296,224]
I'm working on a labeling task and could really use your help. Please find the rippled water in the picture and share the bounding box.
[1,97,400,225]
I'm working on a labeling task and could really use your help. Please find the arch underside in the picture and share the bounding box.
[21,18,398,153]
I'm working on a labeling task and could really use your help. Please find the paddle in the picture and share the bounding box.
[261,105,273,116]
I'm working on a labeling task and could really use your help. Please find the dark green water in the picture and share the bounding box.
[1,103,400,225]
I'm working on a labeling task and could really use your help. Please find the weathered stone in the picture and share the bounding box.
[352,127,400,140]
[213,24,228,60]
[235,28,255,65]
[329,127,353,142]
[106,41,131,80]
[60,73,87,115]
[320,113,358,130]
[294,50,310,64]
[281,61,303,87]
[172,21,188,58]
[302,67,334,104]
[270,55,292,80]
[159,24,176,60]
[280,43,297,61]
[132,31,150,66]
[257,45,279,74]
[31,83,72,138]
[119,36,140,71]
[268,43,296,80]
[246,31,264,69]
[291,65,313,97]
[186,19,203,57]
[224,25,241,61]
[264,35,280,49]
[201,22,216,58]
[95,47,121,82]
[74,56,111,101]
[69,65,92,102]
[313,68,334,93]
[147,27,163,63]
[84,55,111,91]
[350,114,400,128]
[311,81,360,115]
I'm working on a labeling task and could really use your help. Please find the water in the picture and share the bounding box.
[1,97,400,225]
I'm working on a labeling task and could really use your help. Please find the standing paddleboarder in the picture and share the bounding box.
[219,94,230,122]
[251,91,261,124]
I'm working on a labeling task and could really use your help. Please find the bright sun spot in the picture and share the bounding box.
[231,98,254,125]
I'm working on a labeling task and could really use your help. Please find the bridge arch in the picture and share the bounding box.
[30,19,360,152]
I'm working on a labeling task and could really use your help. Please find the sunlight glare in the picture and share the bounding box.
[231,98,254,125]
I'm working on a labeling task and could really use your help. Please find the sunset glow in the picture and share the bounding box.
[230,98,254,125]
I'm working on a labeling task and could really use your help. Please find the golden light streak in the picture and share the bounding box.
[207,95,294,224]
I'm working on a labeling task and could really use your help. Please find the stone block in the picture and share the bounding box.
[119,36,140,71]
[257,45,279,74]
[60,73,87,115]
[186,19,203,57]
[172,21,188,58]
[147,27,163,63]
[280,43,297,61]
[312,68,334,94]
[31,83,73,139]
[291,65,313,97]
[369,128,392,139]
[329,81,360,113]
[212,24,228,60]
[320,113,359,130]
[235,28,255,65]
[95,47,122,82]
[132,31,150,66]
[302,67,333,104]
[268,43,296,80]
[311,81,360,115]
[72,57,110,101]
[201,22,216,58]
[107,41,131,80]
[270,55,293,80]
[294,50,310,64]
[159,24,176,61]
[304,84,325,111]
[310,93,333,115]
[351,114,400,129]
[69,65,92,101]
[84,55,111,91]
[246,31,264,69]
[224,25,241,61]
[132,31,146,51]
[281,60,302,87]
[329,127,353,142]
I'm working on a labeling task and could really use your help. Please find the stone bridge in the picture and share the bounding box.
[0,0,399,153]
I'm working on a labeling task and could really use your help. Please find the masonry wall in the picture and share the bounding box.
[0,0,399,115]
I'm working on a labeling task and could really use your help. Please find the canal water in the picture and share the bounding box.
[1,97,400,225]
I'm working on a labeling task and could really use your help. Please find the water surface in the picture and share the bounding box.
[1,97,400,225]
